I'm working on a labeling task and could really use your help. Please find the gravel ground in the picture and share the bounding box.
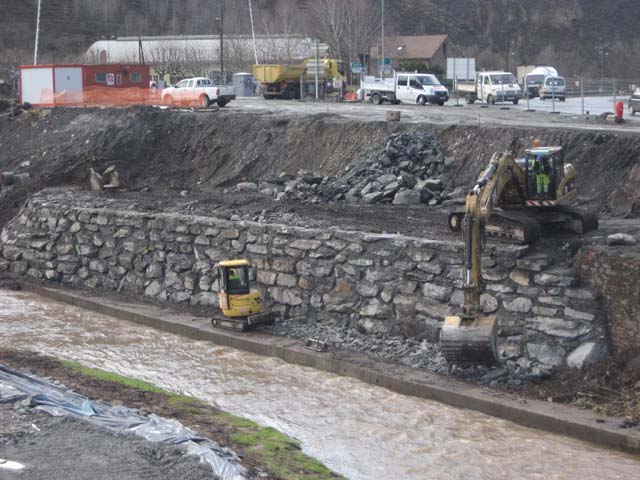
[0,404,214,480]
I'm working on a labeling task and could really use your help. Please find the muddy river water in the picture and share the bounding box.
[0,291,639,479]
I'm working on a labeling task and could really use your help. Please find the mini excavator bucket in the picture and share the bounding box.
[440,315,497,365]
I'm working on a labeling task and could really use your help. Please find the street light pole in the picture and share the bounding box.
[219,0,224,84]
[380,0,384,79]
[33,0,42,65]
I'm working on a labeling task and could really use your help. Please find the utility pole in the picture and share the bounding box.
[219,0,224,84]
[33,0,42,65]
[380,0,385,79]
[248,0,258,65]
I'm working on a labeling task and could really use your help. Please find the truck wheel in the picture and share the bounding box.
[630,105,636,116]
[487,95,495,105]
[466,96,475,105]
[371,93,383,105]
[438,100,446,106]
[163,95,173,106]
[512,99,519,105]
[217,99,228,108]
[200,95,210,108]
[417,96,426,106]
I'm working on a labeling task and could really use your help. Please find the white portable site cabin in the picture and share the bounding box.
[19,65,83,106]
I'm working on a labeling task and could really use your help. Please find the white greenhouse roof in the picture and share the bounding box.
[86,35,315,65]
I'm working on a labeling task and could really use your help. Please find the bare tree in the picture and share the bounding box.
[308,0,380,82]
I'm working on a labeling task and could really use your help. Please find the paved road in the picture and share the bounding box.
[228,96,640,133]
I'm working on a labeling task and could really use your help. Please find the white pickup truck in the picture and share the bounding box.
[457,71,522,105]
[161,77,236,107]
[360,73,449,106]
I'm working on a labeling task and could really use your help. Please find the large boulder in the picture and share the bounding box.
[566,342,607,369]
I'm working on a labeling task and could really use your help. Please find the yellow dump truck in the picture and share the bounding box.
[253,59,346,100]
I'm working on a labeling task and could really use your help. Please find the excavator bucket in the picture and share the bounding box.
[440,316,498,365]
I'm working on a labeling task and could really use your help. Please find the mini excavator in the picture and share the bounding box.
[440,146,598,364]
[211,259,275,331]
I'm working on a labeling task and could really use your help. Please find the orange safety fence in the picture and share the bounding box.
[25,86,205,108]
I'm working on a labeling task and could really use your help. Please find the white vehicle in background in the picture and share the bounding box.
[457,71,522,105]
[539,76,566,101]
[524,66,559,98]
[161,77,236,107]
[360,73,449,106]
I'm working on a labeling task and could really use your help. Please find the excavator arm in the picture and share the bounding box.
[439,155,512,364]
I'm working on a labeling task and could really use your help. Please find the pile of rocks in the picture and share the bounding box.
[236,132,450,206]
[266,318,450,375]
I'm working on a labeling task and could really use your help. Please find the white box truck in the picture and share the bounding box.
[360,73,449,106]
[457,71,522,105]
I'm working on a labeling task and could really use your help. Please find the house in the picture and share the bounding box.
[370,35,448,73]
[86,35,315,85]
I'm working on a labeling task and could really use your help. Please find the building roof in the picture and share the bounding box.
[86,35,315,65]
[371,35,448,60]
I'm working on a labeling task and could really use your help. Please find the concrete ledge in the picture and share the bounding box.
[20,283,640,455]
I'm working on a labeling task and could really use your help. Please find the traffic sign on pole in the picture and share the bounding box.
[351,62,363,74]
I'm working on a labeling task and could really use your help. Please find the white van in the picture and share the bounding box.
[540,76,566,101]
[360,73,449,106]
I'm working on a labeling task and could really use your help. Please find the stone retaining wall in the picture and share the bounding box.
[0,191,606,373]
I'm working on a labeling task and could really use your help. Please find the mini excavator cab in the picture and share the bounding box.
[211,260,274,331]
[217,260,262,317]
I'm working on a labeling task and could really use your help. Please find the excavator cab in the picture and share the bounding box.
[524,147,565,202]
[212,260,274,331]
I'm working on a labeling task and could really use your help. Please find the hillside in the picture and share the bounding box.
[1,0,638,78]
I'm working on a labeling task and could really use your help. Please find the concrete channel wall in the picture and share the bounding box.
[0,190,606,375]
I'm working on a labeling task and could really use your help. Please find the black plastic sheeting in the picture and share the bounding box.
[0,364,247,480]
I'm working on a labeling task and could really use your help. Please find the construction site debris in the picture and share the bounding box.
[0,172,30,193]
[606,233,637,246]
[89,166,120,191]
[241,132,448,206]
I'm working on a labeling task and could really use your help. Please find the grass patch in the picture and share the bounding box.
[229,425,338,479]
[62,360,199,405]
[61,360,341,479]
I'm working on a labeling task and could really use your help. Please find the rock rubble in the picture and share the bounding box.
[236,132,450,206]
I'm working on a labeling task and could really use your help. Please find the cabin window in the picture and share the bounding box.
[95,73,107,83]
[131,72,142,83]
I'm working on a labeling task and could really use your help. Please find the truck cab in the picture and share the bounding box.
[476,71,521,105]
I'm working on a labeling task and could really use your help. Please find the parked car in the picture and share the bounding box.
[628,88,640,115]
[539,76,566,101]
[161,77,236,107]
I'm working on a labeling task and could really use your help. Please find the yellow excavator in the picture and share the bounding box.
[211,259,275,331]
[447,146,597,243]
[440,147,598,364]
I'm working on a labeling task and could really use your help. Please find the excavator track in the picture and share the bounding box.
[531,205,599,234]
[449,209,541,244]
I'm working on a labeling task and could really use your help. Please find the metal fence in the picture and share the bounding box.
[448,76,639,117]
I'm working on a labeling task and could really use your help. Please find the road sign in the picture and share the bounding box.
[351,62,363,74]
[377,57,392,66]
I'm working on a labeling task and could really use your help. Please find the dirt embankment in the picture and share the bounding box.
[0,107,639,231]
